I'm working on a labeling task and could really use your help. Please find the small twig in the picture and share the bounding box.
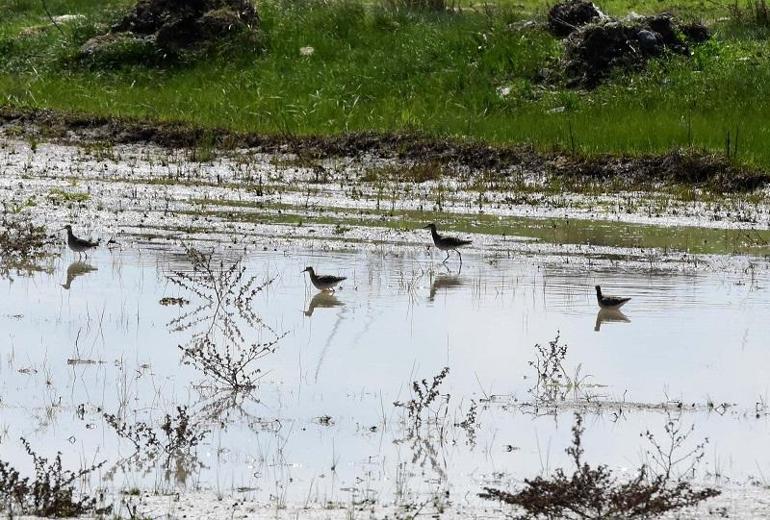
[40,0,66,38]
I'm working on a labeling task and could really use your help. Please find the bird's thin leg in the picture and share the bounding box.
[456,249,463,265]
[443,251,450,264]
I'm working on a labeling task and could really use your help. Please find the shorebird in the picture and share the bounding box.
[60,225,99,259]
[595,285,631,309]
[302,267,346,292]
[423,223,472,264]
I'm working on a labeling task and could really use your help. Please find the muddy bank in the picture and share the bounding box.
[1,108,766,192]
[1,123,770,262]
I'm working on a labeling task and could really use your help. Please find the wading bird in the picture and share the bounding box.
[595,285,631,309]
[60,225,99,259]
[423,223,472,265]
[302,266,346,292]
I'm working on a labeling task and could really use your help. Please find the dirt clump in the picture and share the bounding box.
[81,0,260,61]
[680,21,711,43]
[545,1,711,88]
[547,0,606,37]
[562,14,708,88]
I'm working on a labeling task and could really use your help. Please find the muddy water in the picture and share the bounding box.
[2,242,770,507]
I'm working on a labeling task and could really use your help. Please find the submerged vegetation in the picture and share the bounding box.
[480,414,719,519]
[0,438,107,517]
[103,406,209,485]
[167,247,282,391]
[0,213,55,279]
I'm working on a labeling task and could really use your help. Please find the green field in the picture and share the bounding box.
[2,0,770,168]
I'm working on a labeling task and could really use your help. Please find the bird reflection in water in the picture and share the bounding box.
[304,291,344,316]
[61,260,98,290]
[428,265,464,302]
[594,308,630,332]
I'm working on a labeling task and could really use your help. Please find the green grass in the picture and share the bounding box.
[188,198,770,255]
[3,0,770,167]
[47,187,90,203]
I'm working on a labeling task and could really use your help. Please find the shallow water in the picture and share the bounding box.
[2,241,770,508]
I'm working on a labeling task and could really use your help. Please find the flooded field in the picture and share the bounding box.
[3,242,770,518]
[3,131,770,518]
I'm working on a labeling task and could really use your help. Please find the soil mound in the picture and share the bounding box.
[547,0,605,37]
[81,0,260,60]
[561,14,710,88]
[545,1,711,88]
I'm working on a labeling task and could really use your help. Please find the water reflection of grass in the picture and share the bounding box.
[481,414,720,519]
[166,247,283,392]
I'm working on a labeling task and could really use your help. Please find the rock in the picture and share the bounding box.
[548,0,606,38]
[635,29,662,53]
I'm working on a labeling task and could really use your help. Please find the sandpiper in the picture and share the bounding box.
[423,223,472,264]
[60,225,99,259]
[302,267,346,292]
[595,285,631,309]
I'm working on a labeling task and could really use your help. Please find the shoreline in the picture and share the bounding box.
[2,107,767,194]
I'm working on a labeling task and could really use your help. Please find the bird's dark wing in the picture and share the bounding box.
[444,237,472,247]
[604,296,631,306]
[319,276,346,284]
[75,237,100,247]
